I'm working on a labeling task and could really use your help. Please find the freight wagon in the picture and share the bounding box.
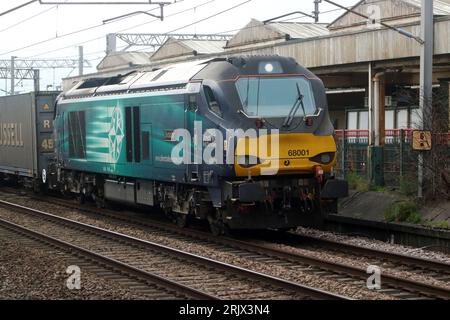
[0,92,60,189]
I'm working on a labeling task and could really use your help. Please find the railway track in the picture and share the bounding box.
[50,197,450,300]
[266,231,450,284]
[0,220,208,300]
[2,189,450,300]
[0,199,346,300]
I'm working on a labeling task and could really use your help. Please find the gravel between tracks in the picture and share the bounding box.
[0,236,147,300]
[294,226,450,264]
[0,194,399,300]
[259,240,450,290]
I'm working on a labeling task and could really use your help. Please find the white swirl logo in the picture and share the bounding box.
[108,107,124,163]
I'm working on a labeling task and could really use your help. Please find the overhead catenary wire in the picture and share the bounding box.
[7,0,348,61]
[75,2,349,58]
[0,1,39,18]
[128,0,253,53]
[0,0,220,90]
[3,0,381,60]
[0,2,58,34]
[0,0,350,92]
[323,0,424,44]
[0,0,186,58]
[165,0,252,34]
[76,0,252,63]
[129,4,351,54]
[19,0,217,59]
[5,0,358,74]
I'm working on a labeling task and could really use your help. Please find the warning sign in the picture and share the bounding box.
[412,131,432,151]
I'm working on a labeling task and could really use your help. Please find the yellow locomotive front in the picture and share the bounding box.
[234,132,337,177]
[197,57,348,234]
[231,70,337,179]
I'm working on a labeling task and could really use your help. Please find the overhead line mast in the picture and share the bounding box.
[0,55,91,95]
[107,33,234,53]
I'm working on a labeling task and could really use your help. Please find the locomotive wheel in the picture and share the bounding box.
[95,196,106,209]
[175,214,188,228]
[208,212,230,236]
[209,220,224,236]
[76,194,85,205]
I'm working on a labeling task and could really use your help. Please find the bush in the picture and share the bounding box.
[425,220,450,230]
[384,201,422,224]
[347,172,370,192]
[399,175,418,197]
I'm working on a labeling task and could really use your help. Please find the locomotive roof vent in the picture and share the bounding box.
[227,57,248,69]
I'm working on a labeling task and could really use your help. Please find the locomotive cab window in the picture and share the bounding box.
[235,76,316,118]
[204,86,222,117]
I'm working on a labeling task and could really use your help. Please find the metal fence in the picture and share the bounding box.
[334,130,450,187]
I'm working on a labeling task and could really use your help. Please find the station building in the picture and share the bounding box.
[65,0,450,143]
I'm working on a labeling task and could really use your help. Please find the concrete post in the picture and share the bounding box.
[370,72,386,186]
[373,72,386,146]
[368,63,373,146]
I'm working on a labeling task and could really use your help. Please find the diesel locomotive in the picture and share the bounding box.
[0,56,348,235]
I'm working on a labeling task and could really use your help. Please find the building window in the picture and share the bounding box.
[347,112,358,130]
[359,111,369,130]
[397,109,408,129]
[346,108,420,130]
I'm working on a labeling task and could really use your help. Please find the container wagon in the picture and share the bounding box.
[0,92,60,190]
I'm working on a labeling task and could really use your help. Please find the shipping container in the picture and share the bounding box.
[0,92,60,185]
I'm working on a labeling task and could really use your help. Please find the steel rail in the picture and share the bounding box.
[5,191,449,300]
[0,217,217,300]
[44,197,450,300]
[0,199,348,300]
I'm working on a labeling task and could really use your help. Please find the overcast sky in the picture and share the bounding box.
[0,0,358,94]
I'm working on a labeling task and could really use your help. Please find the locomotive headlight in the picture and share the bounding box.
[321,154,332,164]
[264,63,274,73]
[311,152,335,165]
[258,61,283,74]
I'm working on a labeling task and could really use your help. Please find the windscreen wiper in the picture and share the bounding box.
[283,83,306,128]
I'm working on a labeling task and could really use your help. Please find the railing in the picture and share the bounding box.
[333,129,450,186]
[334,129,449,144]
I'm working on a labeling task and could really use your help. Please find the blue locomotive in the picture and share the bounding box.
[42,56,346,234]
